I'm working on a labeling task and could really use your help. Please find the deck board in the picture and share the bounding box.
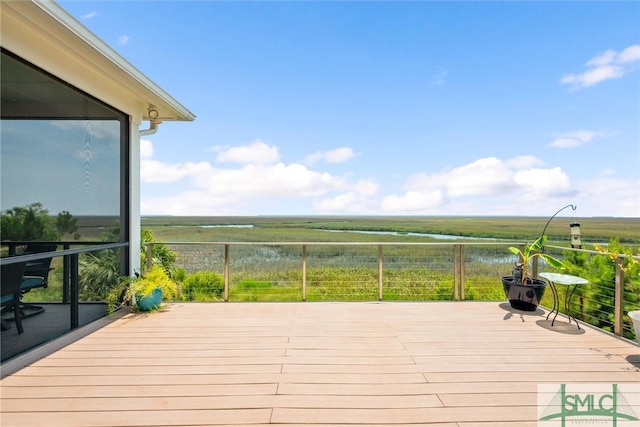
[1,301,639,426]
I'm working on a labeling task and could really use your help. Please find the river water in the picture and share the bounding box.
[321,229,501,240]
[196,224,501,241]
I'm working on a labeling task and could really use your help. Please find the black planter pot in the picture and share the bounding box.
[501,276,547,312]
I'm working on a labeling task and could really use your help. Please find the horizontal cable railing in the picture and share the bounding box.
[544,244,639,339]
[154,241,519,302]
[1,238,636,361]
[149,241,639,341]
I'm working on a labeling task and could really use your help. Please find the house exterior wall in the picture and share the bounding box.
[129,126,142,276]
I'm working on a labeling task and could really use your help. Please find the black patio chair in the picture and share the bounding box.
[1,262,28,334]
[19,243,57,317]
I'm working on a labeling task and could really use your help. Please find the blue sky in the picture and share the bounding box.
[61,1,639,217]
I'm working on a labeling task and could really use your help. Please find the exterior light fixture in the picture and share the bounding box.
[570,222,582,249]
[140,106,162,136]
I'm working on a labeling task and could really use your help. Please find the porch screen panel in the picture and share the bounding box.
[0,49,127,241]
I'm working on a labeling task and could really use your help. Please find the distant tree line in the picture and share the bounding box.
[1,202,79,241]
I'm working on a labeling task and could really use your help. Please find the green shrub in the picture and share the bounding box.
[106,265,183,312]
[560,238,639,339]
[183,271,224,301]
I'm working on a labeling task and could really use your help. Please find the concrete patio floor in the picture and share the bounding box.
[1,301,639,426]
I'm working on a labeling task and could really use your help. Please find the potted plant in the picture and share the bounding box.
[107,265,182,312]
[502,235,566,311]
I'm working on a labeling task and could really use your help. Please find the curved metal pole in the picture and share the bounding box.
[540,204,577,242]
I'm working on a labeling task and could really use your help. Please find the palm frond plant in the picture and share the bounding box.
[508,235,566,285]
[503,235,566,311]
[79,248,121,301]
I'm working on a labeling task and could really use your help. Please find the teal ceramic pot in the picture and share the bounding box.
[136,287,163,311]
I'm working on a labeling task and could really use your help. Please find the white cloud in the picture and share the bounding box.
[618,44,640,63]
[141,190,237,216]
[598,168,616,177]
[213,139,280,165]
[306,147,356,164]
[82,11,99,20]
[548,130,598,148]
[139,140,638,217]
[561,44,640,89]
[586,50,617,67]
[370,156,574,215]
[406,157,516,198]
[312,155,577,215]
[504,155,544,169]
[314,179,379,213]
[513,167,571,195]
[562,65,624,87]
[117,35,130,46]
[380,190,445,213]
[445,157,517,197]
[572,176,640,218]
[141,159,211,183]
[140,139,154,159]
[141,140,350,214]
[352,179,379,196]
[193,163,345,197]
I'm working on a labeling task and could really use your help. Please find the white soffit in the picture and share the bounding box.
[0,0,195,122]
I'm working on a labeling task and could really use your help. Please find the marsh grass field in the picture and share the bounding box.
[134,215,639,306]
[32,216,640,302]
[142,215,640,244]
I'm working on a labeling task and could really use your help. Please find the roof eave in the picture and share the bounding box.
[1,0,195,122]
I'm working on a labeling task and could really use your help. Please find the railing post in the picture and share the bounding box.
[454,245,460,301]
[614,255,624,336]
[70,253,79,329]
[224,244,230,302]
[459,244,465,301]
[63,243,70,304]
[146,243,153,272]
[302,244,307,302]
[378,244,383,301]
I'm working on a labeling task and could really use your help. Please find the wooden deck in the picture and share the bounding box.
[1,301,639,426]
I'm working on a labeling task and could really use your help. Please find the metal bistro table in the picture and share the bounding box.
[539,272,589,329]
